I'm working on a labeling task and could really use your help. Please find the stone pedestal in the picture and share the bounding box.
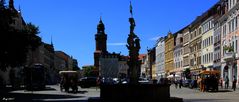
[98,84,179,102]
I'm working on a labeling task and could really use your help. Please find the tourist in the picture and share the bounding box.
[225,76,229,89]
[232,76,237,91]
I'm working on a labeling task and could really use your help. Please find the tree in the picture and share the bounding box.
[223,45,234,52]
[82,66,97,77]
[183,68,191,79]
[72,59,80,71]
[0,5,42,71]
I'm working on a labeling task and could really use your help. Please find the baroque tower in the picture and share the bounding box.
[95,18,107,53]
[94,18,107,74]
[9,0,14,9]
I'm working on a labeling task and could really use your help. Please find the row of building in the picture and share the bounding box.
[141,0,239,83]
[0,0,79,85]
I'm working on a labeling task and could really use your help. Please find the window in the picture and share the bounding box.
[214,53,217,60]
[206,54,209,63]
[236,40,238,52]
[232,19,235,31]
[199,28,202,35]
[223,25,227,36]
[211,36,213,45]
[209,53,211,62]
[194,31,197,37]
[236,16,238,28]
[211,52,213,62]
[229,21,232,33]
[208,37,210,46]
[209,21,211,29]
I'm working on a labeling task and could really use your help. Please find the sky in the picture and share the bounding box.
[12,0,219,67]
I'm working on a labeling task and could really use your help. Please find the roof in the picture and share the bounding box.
[138,54,146,60]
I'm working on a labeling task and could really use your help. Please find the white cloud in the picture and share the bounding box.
[108,43,126,46]
[149,36,161,41]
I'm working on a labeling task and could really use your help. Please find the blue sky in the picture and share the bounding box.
[13,0,218,67]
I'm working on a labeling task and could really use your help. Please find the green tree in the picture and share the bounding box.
[72,59,80,71]
[82,66,97,77]
[0,5,42,71]
[183,68,191,79]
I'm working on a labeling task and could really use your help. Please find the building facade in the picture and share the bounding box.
[99,54,120,78]
[188,16,202,77]
[201,17,214,70]
[213,1,226,73]
[155,37,165,78]
[173,32,183,76]
[94,18,108,75]
[220,0,239,84]
[165,32,175,75]
[182,27,190,78]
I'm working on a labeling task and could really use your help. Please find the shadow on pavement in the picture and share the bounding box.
[63,90,88,94]
[207,89,233,93]
[1,93,86,102]
[184,98,228,102]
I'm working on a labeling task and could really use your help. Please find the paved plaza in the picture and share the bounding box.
[170,85,239,102]
[1,85,239,102]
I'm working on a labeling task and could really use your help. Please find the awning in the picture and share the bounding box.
[199,70,220,75]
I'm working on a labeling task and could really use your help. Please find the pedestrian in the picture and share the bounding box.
[200,78,205,92]
[179,78,183,89]
[225,76,229,89]
[232,76,237,91]
[174,79,178,89]
[96,76,101,91]
[219,78,223,88]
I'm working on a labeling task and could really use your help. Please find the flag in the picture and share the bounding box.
[130,1,133,15]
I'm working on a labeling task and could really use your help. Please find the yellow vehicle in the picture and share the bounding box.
[59,71,79,93]
[199,70,220,92]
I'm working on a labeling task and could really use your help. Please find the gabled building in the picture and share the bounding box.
[213,0,227,73]
[188,16,202,77]
[220,0,239,84]
[165,32,175,75]
[182,26,190,77]
[173,30,183,76]
[155,37,165,78]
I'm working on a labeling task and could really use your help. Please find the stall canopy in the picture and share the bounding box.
[167,74,180,78]
[199,70,220,75]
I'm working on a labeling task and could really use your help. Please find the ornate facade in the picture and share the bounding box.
[165,32,174,75]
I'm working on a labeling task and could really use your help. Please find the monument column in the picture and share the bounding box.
[126,1,141,84]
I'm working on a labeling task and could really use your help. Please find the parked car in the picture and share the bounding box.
[182,79,191,87]
[138,78,150,84]
[78,77,97,88]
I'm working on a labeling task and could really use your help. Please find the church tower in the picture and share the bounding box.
[94,18,108,75]
[9,0,14,9]
[95,17,107,53]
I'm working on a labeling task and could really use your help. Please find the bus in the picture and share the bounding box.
[25,64,46,90]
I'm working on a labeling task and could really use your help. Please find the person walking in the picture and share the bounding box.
[225,76,229,89]
[232,76,237,91]
[174,79,178,89]
[200,78,205,92]
[219,78,223,88]
[179,78,183,89]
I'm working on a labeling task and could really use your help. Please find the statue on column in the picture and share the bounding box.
[126,16,141,84]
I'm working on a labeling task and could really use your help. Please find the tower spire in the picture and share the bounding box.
[51,35,53,46]
[18,5,21,11]
[9,0,14,9]
[97,16,105,33]
[130,0,133,17]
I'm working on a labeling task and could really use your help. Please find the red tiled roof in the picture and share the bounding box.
[138,54,146,60]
